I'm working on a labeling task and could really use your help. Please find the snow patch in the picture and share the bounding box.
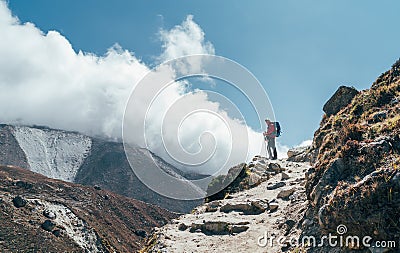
[12,126,92,182]
[38,200,102,252]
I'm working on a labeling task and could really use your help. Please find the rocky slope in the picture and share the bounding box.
[141,157,311,252]
[302,59,400,252]
[0,124,29,169]
[0,165,178,252]
[0,124,205,213]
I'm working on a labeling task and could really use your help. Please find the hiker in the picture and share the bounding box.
[263,119,278,160]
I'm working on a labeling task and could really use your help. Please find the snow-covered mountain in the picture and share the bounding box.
[0,124,208,213]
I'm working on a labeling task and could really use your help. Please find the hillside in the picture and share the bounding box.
[0,165,178,252]
[0,125,205,213]
[303,59,400,252]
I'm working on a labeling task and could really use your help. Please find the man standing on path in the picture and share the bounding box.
[264,119,277,160]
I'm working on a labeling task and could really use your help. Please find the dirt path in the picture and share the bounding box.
[144,157,311,253]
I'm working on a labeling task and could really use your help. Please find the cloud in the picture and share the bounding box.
[296,139,313,147]
[0,1,148,138]
[0,2,285,174]
[158,15,215,62]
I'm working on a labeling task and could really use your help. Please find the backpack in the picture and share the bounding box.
[274,122,281,137]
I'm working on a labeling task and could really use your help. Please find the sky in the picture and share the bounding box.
[1,1,400,173]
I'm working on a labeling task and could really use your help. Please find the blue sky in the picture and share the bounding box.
[6,0,400,147]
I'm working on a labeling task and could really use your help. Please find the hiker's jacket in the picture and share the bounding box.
[264,122,276,138]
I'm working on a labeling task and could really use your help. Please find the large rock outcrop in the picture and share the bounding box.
[303,59,400,252]
[322,86,358,116]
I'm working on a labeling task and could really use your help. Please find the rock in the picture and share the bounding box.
[277,188,295,199]
[323,86,358,116]
[253,164,268,173]
[281,219,297,235]
[15,181,33,189]
[371,110,387,123]
[190,221,228,235]
[229,225,249,234]
[94,185,101,190]
[310,158,346,205]
[281,172,290,181]
[203,221,228,235]
[317,204,331,228]
[12,196,27,208]
[360,138,392,154]
[390,96,400,105]
[268,163,282,172]
[41,220,56,232]
[43,209,57,219]
[267,182,286,190]
[178,223,188,231]
[52,229,61,237]
[287,146,308,158]
[248,173,262,186]
[287,146,311,162]
[269,203,279,212]
[220,201,266,215]
[134,229,147,238]
[285,219,296,230]
[189,221,249,235]
[302,218,313,228]
[205,201,220,212]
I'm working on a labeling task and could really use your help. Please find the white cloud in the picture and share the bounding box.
[158,15,215,62]
[0,2,284,175]
[0,1,149,138]
[296,139,313,148]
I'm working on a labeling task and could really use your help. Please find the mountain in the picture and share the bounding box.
[0,124,207,213]
[302,59,400,252]
[141,59,400,253]
[0,164,178,252]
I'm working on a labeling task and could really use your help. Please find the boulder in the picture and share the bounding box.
[41,220,56,232]
[12,196,27,208]
[229,225,249,234]
[323,86,358,116]
[281,172,290,181]
[178,223,188,231]
[15,181,33,189]
[370,110,387,123]
[205,201,220,212]
[267,182,286,190]
[43,209,57,219]
[277,188,295,199]
[134,229,147,238]
[268,163,282,172]
[190,221,229,235]
[269,203,279,212]
[220,201,266,215]
[189,221,249,235]
[248,173,262,186]
[287,146,311,162]
[52,229,62,237]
